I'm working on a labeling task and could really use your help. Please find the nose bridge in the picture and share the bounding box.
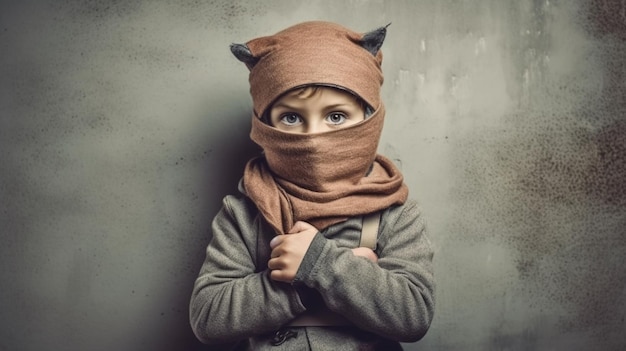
[303,111,324,133]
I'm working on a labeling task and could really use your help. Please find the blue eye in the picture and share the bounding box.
[326,112,346,125]
[280,113,302,126]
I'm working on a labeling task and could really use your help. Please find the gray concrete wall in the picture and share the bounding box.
[1,1,624,350]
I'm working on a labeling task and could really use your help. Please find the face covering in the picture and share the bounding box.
[243,104,408,234]
[231,21,408,234]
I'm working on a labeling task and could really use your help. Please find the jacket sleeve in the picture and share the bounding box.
[293,199,435,342]
[189,196,306,344]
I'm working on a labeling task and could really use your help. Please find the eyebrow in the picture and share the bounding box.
[272,102,356,111]
[324,103,354,110]
[271,102,300,110]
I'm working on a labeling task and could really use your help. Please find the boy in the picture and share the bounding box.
[190,21,435,350]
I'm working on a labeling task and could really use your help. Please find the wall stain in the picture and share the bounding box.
[446,1,626,342]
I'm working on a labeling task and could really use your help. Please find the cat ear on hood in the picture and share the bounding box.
[360,23,390,56]
[230,43,259,70]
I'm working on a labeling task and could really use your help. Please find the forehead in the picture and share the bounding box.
[277,86,360,104]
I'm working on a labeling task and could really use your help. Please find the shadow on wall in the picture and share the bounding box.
[183,109,260,350]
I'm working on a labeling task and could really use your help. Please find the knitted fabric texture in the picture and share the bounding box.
[244,21,384,118]
[244,105,407,234]
[238,21,408,234]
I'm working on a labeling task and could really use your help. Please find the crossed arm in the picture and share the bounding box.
[190,197,434,344]
[268,220,378,282]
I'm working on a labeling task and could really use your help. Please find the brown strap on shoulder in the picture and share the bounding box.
[360,212,380,250]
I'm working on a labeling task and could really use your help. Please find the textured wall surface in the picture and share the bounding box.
[1,1,625,350]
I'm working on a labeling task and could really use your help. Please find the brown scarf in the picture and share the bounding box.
[243,105,408,234]
[232,21,408,234]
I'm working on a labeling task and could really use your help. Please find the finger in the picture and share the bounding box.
[270,248,281,258]
[288,221,316,234]
[270,269,292,283]
[268,257,281,270]
[270,270,281,281]
[286,223,302,234]
[269,235,283,249]
[352,247,379,263]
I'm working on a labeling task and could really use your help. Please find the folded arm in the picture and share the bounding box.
[189,197,305,344]
[293,200,435,342]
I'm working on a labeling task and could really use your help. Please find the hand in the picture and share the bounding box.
[268,221,318,282]
[352,247,378,263]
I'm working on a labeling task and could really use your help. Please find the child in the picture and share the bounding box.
[190,21,435,350]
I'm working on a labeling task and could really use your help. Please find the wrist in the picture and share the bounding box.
[292,231,325,285]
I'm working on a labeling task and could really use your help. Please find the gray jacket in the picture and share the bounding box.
[190,193,435,350]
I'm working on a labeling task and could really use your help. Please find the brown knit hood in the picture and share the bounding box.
[232,21,385,118]
[231,21,408,234]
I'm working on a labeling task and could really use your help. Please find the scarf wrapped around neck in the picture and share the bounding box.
[231,21,408,234]
[243,104,408,234]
